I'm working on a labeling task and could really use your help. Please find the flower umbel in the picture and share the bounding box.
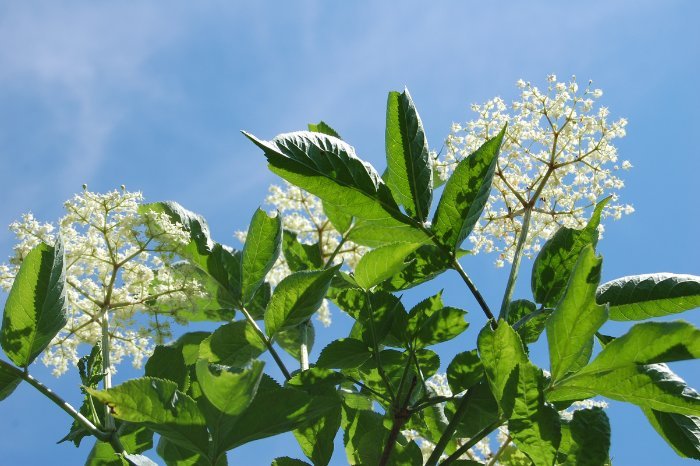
[1,187,196,376]
[439,75,634,266]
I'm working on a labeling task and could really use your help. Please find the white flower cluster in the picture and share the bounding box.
[235,181,367,327]
[440,75,634,266]
[1,188,198,376]
[407,372,609,464]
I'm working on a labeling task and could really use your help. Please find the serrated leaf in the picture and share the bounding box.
[413,307,468,348]
[241,209,282,303]
[87,378,210,456]
[316,338,372,369]
[265,265,340,337]
[1,239,66,367]
[432,127,505,249]
[276,320,315,361]
[478,320,527,416]
[385,88,433,222]
[293,403,342,466]
[559,408,611,466]
[507,299,548,344]
[196,359,263,416]
[172,332,211,366]
[643,408,700,459]
[272,458,312,466]
[450,381,500,438]
[354,242,421,289]
[282,230,323,272]
[156,437,212,466]
[244,131,427,242]
[447,350,484,393]
[333,289,407,348]
[597,273,700,321]
[508,362,560,466]
[87,423,155,466]
[198,320,265,368]
[322,199,353,234]
[549,363,700,416]
[531,198,609,307]
[378,244,453,291]
[576,321,700,375]
[214,384,338,451]
[308,121,341,139]
[346,217,431,247]
[146,345,187,390]
[546,245,608,384]
[0,364,20,402]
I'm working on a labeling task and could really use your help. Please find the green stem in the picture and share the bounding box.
[365,290,396,402]
[498,206,532,321]
[425,388,475,466]
[486,433,512,466]
[240,305,292,380]
[0,359,108,441]
[101,309,116,432]
[440,418,504,465]
[451,259,495,321]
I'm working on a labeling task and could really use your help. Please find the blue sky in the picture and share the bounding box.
[1,1,699,464]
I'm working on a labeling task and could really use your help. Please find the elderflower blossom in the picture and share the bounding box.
[1,187,199,376]
[235,181,368,327]
[439,75,634,266]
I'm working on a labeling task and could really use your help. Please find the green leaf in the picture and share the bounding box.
[172,332,211,366]
[450,381,500,438]
[264,265,340,337]
[354,242,421,290]
[196,359,263,416]
[317,338,372,369]
[477,320,527,416]
[385,88,433,222]
[276,320,315,361]
[577,321,700,374]
[597,273,700,321]
[432,127,505,249]
[507,299,548,344]
[413,307,468,349]
[322,200,353,234]
[241,208,282,303]
[346,217,431,247]
[531,198,609,307]
[643,408,700,459]
[146,345,188,390]
[447,350,484,393]
[1,239,66,367]
[333,289,407,348]
[87,377,210,456]
[140,201,214,262]
[215,383,338,451]
[272,458,312,466]
[86,441,129,466]
[546,245,608,383]
[549,363,700,416]
[508,362,560,466]
[170,244,241,321]
[378,245,453,292]
[558,408,611,466]
[0,363,20,402]
[282,230,323,272]
[157,437,212,466]
[88,423,155,465]
[245,130,420,224]
[293,402,342,466]
[198,320,265,368]
[308,121,341,139]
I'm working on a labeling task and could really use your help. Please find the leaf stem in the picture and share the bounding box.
[451,259,495,321]
[425,387,475,466]
[239,305,292,380]
[486,433,512,466]
[498,206,532,321]
[440,418,504,465]
[365,290,396,402]
[0,358,108,441]
[378,376,417,466]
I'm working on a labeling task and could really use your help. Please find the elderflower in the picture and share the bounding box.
[235,181,368,327]
[440,75,634,266]
[1,187,198,376]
